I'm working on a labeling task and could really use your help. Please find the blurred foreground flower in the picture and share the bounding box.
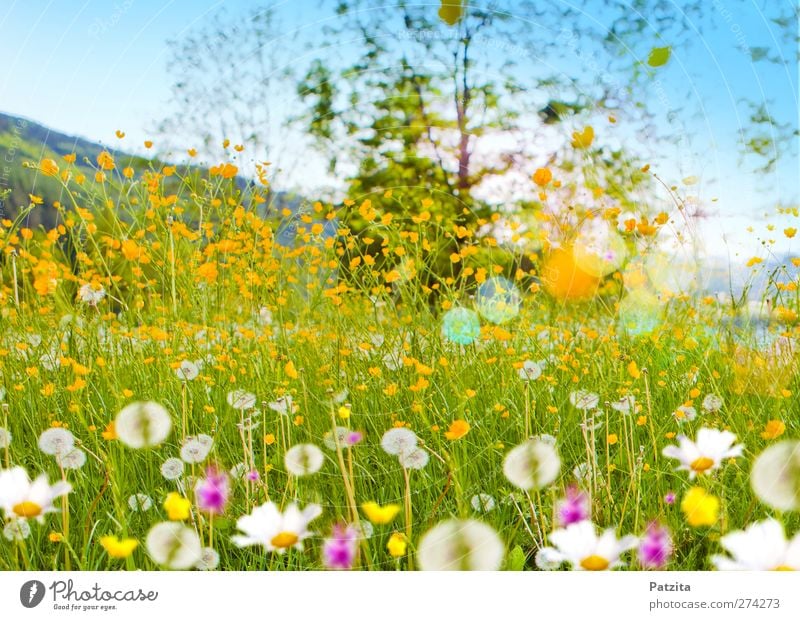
[417,519,504,570]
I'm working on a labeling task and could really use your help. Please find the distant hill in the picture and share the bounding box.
[0,112,301,228]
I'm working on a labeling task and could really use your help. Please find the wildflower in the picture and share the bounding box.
[55,448,86,470]
[180,434,213,464]
[470,493,496,513]
[96,151,115,170]
[40,158,59,176]
[0,428,11,449]
[361,502,400,525]
[323,426,352,450]
[101,422,117,441]
[115,402,172,448]
[556,485,590,526]
[258,306,273,325]
[78,283,106,306]
[712,519,800,570]
[673,405,697,423]
[750,441,800,511]
[268,395,294,415]
[128,494,153,512]
[398,447,429,470]
[386,532,407,558]
[638,522,673,569]
[503,438,561,490]
[232,501,322,553]
[760,420,786,441]
[163,493,192,521]
[100,535,138,559]
[0,466,71,522]
[535,546,563,570]
[227,390,256,411]
[146,522,202,570]
[444,419,470,441]
[610,395,636,414]
[662,428,743,478]
[195,467,229,514]
[533,167,552,187]
[322,524,359,570]
[441,307,481,345]
[518,360,543,381]
[701,394,723,413]
[681,487,719,527]
[3,519,31,541]
[38,427,75,456]
[175,360,199,381]
[569,390,599,411]
[537,521,638,571]
[417,519,504,570]
[160,458,185,481]
[664,492,676,505]
[284,443,324,476]
[381,427,418,456]
[195,547,220,570]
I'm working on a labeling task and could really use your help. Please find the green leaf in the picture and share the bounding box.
[647,46,671,67]
[506,545,527,571]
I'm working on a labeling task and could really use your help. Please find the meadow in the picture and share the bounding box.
[0,148,798,571]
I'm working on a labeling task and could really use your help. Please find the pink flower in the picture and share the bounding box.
[639,522,672,569]
[556,485,590,526]
[664,492,676,505]
[195,467,229,514]
[322,524,359,570]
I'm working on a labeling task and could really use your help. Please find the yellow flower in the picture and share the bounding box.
[361,501,400,525]
[444,419,470,441]
[100,535,138,559]
[49,532,63,543]
[532,167,552,187]
[784,228,797,238]
[607,433,618,445]
[337,405,351,420]
[571,126,594,149]
[681,487,719,527]
[101,422,117,441]
[163,493,191,521]
[627,360,641,379]
[285,360,299,379]
[96,151,115,171]
[760,420,786,440]
[386,532,407,558]
[40,158,59,177]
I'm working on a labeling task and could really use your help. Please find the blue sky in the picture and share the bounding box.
[0,0,797,259]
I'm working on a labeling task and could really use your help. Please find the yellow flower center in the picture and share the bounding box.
[271,531,299,549]
[773,565,795,571]
[580,554,610,571]
[690,457,715,473]
[12,501,43,518]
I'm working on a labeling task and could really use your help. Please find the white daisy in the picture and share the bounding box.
[751,440,800,511]
[284,444,325,476]
[398,447,429,470]
[569,390,600,411]
[503,438,561,490]
[128,493,153,512]
[538,521,638,571]
[518,360,543,381]
[115,402,172,449]
[38,427,75,456]
[161,458,185,481]
[470,493,496,513]
[712,519,800,571]
[227,390,257,411]
[146,522,202,570]
[662,428,743,478]
[380,428,418,456]
[232,501,322,553]
[0,466,71,522]
[417,519,504,571]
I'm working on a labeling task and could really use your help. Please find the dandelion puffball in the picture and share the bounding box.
[160,458,185,481]
[417,519,504,570]
[381,427,418,456]
[38,427,75,456]
[398,447,429,470]
[751,440,800,511]
[146,522,202,570]
[284,443,325,476]
[503,438,561,490]
[115,402,172,449]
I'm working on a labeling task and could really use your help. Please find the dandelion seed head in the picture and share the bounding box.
[381,428,418,456]
[128,493,153,512]
[284,443,324,476]
[115,402,172,449]
[146,521,202,570]
[398,447,429,470]
[417,519,504,571]
[503,438,561,490]
[38,428,75,456]
[160,458,185,481]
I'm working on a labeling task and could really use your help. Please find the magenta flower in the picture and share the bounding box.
[639,522,673,569]
[556,485,590,526]
[322,524,359,570]
[195,467,229,514]
[664,492,676,505]
[346,431,364,447]
[246,469,260,481]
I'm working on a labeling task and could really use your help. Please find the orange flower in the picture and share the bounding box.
[40,158,59,177]
[532,167,552,187]
[444,419,470,441]
[101,422,117,441]
[96,151,115,171]
[760,420,786,440]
